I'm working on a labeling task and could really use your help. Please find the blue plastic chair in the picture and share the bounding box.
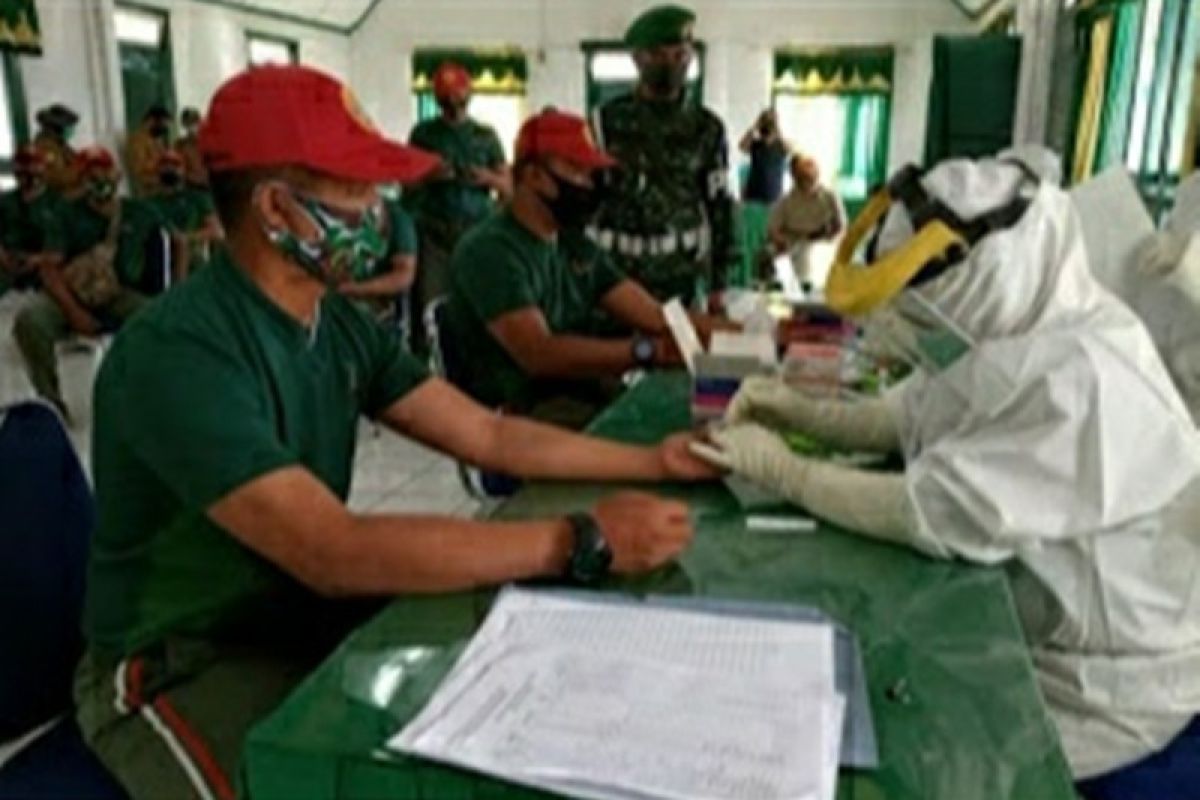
[1077,715,1200,800]
[423,297,521,499]
[0,401,126,799]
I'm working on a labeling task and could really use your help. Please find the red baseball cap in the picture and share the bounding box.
[432,62,472,99]
[199,64,439,184]
[76,146,117,172]
[515,110,617,170]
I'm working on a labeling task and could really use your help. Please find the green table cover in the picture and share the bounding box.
[244,373,1075,800]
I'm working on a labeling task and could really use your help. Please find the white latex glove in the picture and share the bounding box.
[725,376,902,454]
[692,422,923,552]
[1137,231,1189,278]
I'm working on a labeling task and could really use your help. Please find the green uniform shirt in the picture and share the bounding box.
[591,92,738,301]
[0,189,67,255]
[152,186,215,234]
[446,210,625,411]
[408,116,505,226]
[62,198,169,288]
[84,249,430,659]
[358,198,418,282]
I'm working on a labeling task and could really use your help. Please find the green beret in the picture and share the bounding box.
[624,5,696,49]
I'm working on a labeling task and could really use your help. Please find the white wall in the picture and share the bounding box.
[18,0,351,151]
[350,0,976,172]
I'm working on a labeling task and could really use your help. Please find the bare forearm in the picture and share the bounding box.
[516,335,635,378]
[341,272,409,298]
[313,515,572,596]
[480,414,664,482]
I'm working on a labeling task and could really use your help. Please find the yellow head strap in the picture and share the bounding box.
[825,187,967,318]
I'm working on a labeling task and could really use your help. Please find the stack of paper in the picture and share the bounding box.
[389,587,853,800]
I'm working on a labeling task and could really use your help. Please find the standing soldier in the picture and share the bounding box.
[32,103,83,197]
[590,4,738,308]
[407,62,510,353]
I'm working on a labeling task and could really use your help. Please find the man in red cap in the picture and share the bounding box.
[0,145,69,298]
[445,108,729,429]
[13,147,166,420]
[406,60,510,354]
[73,66,714,800]
[149,148,222,277]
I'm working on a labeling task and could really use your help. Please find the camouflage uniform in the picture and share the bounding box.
[589,93,738,305]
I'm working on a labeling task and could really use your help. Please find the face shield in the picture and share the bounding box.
[827,163,1038,376]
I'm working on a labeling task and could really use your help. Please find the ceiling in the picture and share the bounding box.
[194,0,377,33]
[194,0,1001,37]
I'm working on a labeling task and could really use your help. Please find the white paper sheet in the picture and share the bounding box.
[389,588,846,800]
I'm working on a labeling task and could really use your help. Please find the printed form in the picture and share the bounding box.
[389,588,846,800]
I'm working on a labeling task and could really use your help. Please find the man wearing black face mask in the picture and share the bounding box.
[445,109,729,429]
[127,104,173,197]
[590,4,738,309]
[407,61,510,355]
[150,149,222,277]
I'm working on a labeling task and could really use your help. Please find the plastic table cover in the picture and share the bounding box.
[243,372,1075,800]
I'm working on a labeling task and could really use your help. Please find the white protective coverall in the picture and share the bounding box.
[701,158,1200,778]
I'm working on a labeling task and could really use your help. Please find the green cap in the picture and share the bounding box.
[624,5,696,49]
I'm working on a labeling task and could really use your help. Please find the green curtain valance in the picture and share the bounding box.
[412,49,527,95]
[0,0,40,55]
[773,48,894,95]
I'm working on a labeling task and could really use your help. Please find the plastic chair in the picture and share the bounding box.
[0,401,127,799]
[423,297,521,499]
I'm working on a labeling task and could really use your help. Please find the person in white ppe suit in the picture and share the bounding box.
[692,156,1200,792]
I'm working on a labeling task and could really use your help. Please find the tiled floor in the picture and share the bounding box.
[0,291,481,519]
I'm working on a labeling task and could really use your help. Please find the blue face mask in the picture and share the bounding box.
[264,187,387,286]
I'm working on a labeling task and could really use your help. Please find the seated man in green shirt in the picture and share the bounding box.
[12,147,163,420]
[0,145,67,297]
[337,195,417,313]
[407,61,510,353]
[75,65,716,800]
[446,109,723,429]
[151,149,222,279]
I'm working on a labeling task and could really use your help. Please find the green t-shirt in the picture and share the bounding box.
[152,186,215,234]
[0,188,67,255]
[358,198,418,282]
[408,116,505,226]
[84,249,431,659]
[446,211,625,410]
[62,198,170,288]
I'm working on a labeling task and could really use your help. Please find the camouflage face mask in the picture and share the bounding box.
[269,188,387,286]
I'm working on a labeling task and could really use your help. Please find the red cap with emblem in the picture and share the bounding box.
[515,109,617,170]
[77,146,117,172]
[432,62,472,100]
[199,64,439,184]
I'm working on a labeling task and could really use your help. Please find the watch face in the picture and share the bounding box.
[634,337,655,363]
[569,514,612,583]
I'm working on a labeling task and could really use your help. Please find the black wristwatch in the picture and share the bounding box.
[565,512,613,584]
[631,335,657,367]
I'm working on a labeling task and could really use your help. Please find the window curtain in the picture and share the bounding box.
[1069,0,1144,182]
[0,0,39,55]
[411,49,527,95]
[773,48,894,217]
[839,95,891,218]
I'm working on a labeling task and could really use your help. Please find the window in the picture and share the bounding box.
[772,49,894,215]
[411,49,528,161]
[247,32,298,67]
[114,4,176,135]
[582,41,704,117]
[769,48,894,289]
[0,56,18,190]
[1069,0,1198,216]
